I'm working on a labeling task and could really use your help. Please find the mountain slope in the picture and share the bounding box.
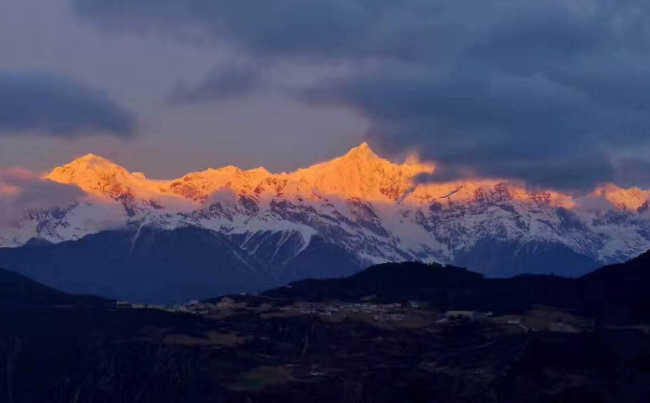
[579,250,650,323]
[0,226,362,303]
[0,266,107,306]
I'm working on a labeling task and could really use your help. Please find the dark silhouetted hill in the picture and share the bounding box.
[0,267,108,306]
[266,252,650,324]
[580,250,650,323]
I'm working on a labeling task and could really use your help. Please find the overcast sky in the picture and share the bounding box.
[1,0,650,190]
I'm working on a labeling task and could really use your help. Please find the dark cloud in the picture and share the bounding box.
[73,0,650,190]
[168,62,264,105]
[72,0,404,58]
[0,168,83,228]
[613,158,650,189]
[0,72,136,137]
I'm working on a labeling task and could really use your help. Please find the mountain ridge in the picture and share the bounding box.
[264,249,650,324]
[1,144,650,299]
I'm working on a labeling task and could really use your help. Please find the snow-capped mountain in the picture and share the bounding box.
[1,144,649,301]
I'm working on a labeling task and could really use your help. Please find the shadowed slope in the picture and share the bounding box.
[0,267,108,306]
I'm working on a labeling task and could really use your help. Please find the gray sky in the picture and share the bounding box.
[0,0,367,178]
[2,0,650,189]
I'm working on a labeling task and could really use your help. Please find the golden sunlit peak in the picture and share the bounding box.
[74,153,110,162]
[39,146,650,210]
[343,142,378,159]
[591,184,649,211]
[356,142,371,151]
[62,153,120,170]
[246,167,271,176]
[45,153,131,196]
[78,153,101,159]
[42,144,442,203]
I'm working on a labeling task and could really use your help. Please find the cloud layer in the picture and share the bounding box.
[0,168,82,228]
[0,72,136,137]
[73,0,650,190]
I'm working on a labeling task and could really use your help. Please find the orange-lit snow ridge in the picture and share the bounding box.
[44,144,648,210]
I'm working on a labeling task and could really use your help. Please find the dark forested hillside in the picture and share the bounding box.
[1,252,649,402]
[266,253,650,324]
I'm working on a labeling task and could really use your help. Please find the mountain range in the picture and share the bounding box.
[1,143,649,302]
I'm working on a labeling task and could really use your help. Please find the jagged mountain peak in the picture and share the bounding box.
[74,152,109,161]
[44,144,436,202]
[246,167,272,177]
[41,145,650,210]
[47,153,127,176]
[289,143,434,200]
[313,142,396,170]
[45,154,169,202]
[59,153,122,170]
[341,141,379,160]
[46,154,130,193]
